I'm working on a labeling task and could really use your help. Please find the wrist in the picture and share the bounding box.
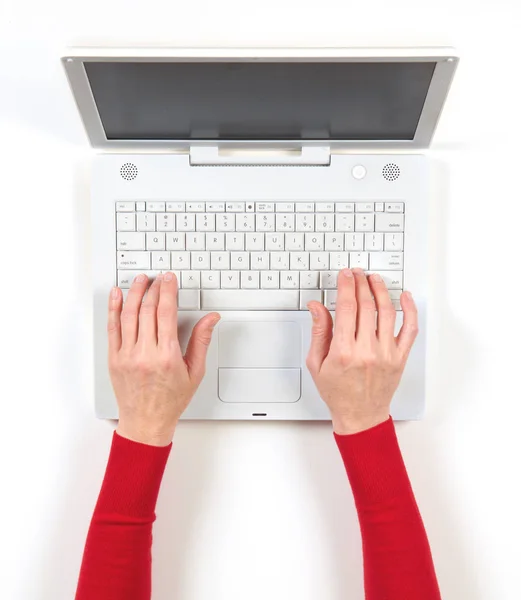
[330,411,390,435]
[116,420,177,447]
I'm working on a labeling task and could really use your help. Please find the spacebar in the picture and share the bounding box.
[201,290,299,310]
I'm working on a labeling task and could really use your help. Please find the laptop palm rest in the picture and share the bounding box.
[218,321,302,403]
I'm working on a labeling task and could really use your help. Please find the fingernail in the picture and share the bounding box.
[135,274,146,283]
[342,268,353,278]
[156,274,163,281]
[307,303,318,318]
[371,273,383,283]
[111,286,119,298]
[352,268,365,275]
[164,272,173,282]
[404,290,413,300]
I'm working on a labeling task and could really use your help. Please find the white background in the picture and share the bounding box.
[1,1,520,599]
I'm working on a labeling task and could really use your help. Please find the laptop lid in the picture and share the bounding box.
[62,48,458,152]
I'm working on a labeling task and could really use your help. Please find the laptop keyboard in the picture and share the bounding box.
[116,201,405,310]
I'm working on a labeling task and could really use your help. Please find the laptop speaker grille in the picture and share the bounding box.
[120,163,138,181]
[382,163,400,182]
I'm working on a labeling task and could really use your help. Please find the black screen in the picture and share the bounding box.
[84,61,436,141]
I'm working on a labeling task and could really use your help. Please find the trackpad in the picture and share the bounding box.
[218,321,301,368]
[219,368,301,403]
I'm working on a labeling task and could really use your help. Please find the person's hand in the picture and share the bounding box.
[306,268,419,435]
[107,272,220,446]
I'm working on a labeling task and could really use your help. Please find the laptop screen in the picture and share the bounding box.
[84,61,436,141]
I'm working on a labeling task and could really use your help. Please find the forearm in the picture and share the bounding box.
[75,432,171,600]
[335,418,441,600]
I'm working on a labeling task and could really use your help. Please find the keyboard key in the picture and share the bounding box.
[324,290,338,310]
[335,214,355,232]
[206,233,225,251]
[349,252,369,269]
[325,233,344,251]
[166,233,185,250]
[285,233,304,251]
[316,214,334,232]
[236,213,255,232]
[146,232,165,251]
[182,271,200,289]
[276,213,295,231]
[157,213,175,231]
[225,233,244,250]
[201,270,220,288]
[335,203,354,213]
[206,202,225,212]
[256,202,275,212]
[276,203,295,212]
[256,213,275,232]
[117,251,151,270]
[191,252,211,270]
[300,290,322,310]
[375,213,404,232]
[309,252,329,270]
[290,252,309,270]
[245,202,255,212]
[166,202,185,212]
[117,213,136,232]
[241,271,260,289]
[295,203,314,212]
[171,251,191,269]
[246,233,265,251]
[270,252,290,270]
[355,203,374,212]
[355,214,375,232]
[152,252,171,270]
[118,270,157,288]
[196,213,216,231]
[366,271,403,289]
[261,271,280,289]
[211,252,230,270]
[300,271,320,289]
[186,233,205,250]
[116,201,135,212]
[137,212,155,232]
[146,202,166,212]
[186,202,205,212]
[221,271,240,289]
[385,202,404,213]
[365,233,384,251]
[250,252,269,270]
[330,252,349,270]
[177,213,196,231]
[316,202,334,212]
[281,271,299,289]
[320,271,338,289]
[296,214,315,232]
[266,234,284,251]
[305,233,324,251]
[226,202,245,212]
[345,233,364,251]
[369,252,404,270]
[117,232,145,250]
[178,289,200,310]
[384,233,404,251]
[375,202,385,212]
[216,214,236,232]
[136,201,146,212]
[201,290,299,310]
[230,252,249,270]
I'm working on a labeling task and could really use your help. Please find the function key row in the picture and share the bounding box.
[116,201,404,214]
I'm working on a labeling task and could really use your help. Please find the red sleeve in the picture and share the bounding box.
[335,417,441,600]
[75,432,171,600]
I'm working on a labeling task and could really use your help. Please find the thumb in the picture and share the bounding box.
[305,301,333,377]
[184,312,221,382]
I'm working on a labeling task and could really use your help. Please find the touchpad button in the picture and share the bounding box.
[218,321,301,368]
[218,368,301,403]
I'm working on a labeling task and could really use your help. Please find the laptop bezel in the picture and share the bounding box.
[62,47,458,152]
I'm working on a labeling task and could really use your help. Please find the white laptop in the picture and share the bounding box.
[62,48,458,421]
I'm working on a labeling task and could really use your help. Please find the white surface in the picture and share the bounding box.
[1,2,520,600]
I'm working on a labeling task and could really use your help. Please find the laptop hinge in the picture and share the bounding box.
[189,145,331,166]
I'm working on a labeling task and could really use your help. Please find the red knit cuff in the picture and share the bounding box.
[334,417,412,506]
[94,432,172,518]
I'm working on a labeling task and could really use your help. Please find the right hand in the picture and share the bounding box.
[306,268,419,435]
[107,272,220,446]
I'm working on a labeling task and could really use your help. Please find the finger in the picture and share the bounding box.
[306,301,334,376]
[331,268,357,347]
[121,274,148,349]
[107,286,123,356]
[352,269,376,343]
[396,291,419,356]
[184,312,221,382]
[368,273,396,345]
[138,275,162,346]
[157,272,179,349]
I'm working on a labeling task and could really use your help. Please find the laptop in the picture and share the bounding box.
[62,47,458,421]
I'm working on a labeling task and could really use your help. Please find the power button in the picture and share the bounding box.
[352,165,367,180]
